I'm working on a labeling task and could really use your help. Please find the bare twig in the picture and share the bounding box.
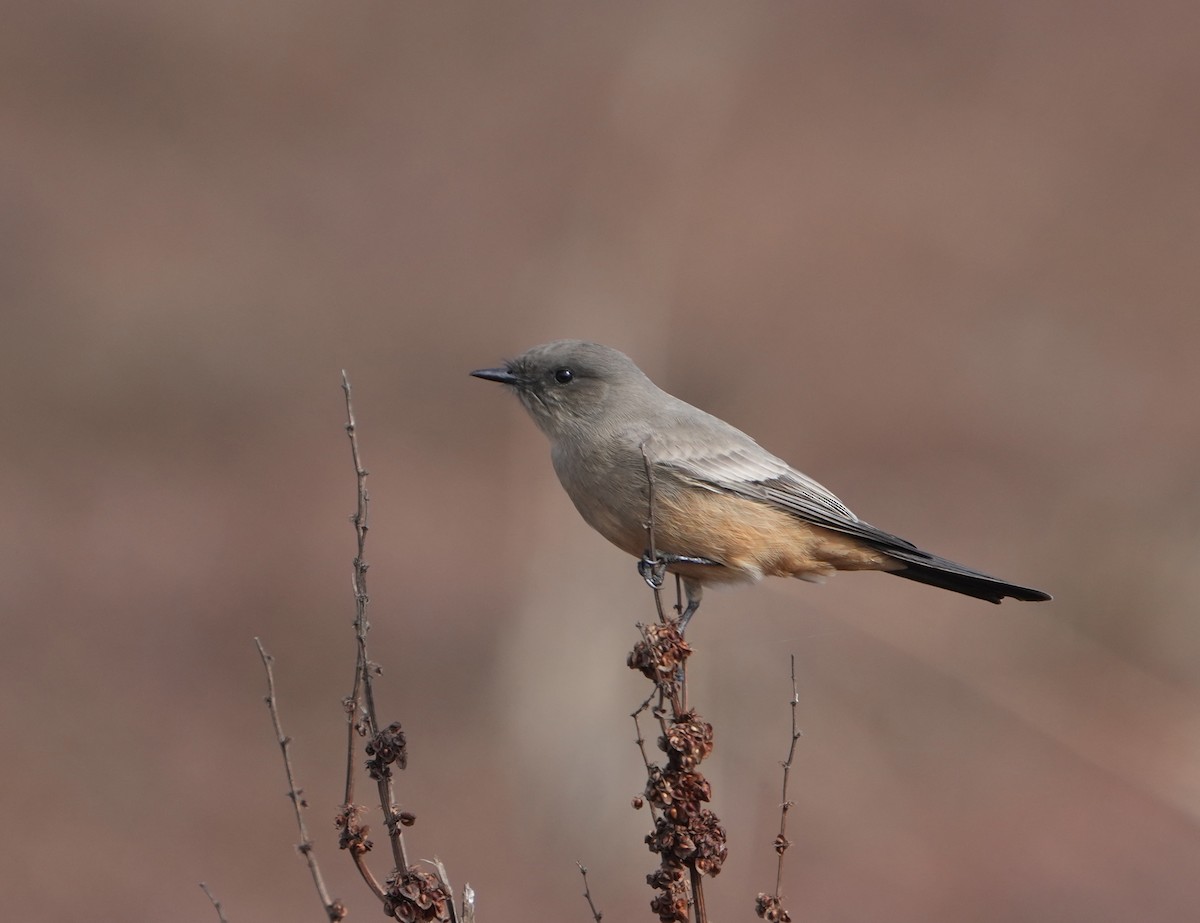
[631,693,659,779]
[255,638,344,921]
[775,656,802,896]
[756,656,802,922]
[339,371,411,885]
[199,882,229,923]
[341,369,371,811]
[639,442,669,624]
[350,846,386,902]
[340,372,474,923]
[577,862,604,922]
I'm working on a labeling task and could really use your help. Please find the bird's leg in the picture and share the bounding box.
[678,577,703,633]
[637,554,668,590]
[637,552,720,590]
[638,554,719,634]
[678,598,701,633]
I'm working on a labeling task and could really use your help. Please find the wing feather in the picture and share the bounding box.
[645,429,921,553]
[635,417,1050,603]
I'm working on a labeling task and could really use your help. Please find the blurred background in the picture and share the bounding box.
[3,2,1200,920]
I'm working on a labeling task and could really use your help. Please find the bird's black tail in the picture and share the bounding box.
[881,547,1051,604]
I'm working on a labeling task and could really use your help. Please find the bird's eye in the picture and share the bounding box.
[553,368,574,384]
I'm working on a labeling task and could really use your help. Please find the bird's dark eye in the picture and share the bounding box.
[553,368,574,384]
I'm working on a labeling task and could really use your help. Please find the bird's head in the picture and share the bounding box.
[471,340,653,441]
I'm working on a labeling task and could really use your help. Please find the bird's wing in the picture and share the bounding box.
[640,418,1050,603]
[646,426,922,553]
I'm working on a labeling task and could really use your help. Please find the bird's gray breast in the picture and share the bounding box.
[549,429,654,552]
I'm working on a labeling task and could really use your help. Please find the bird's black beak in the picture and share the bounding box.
[470,366,521,385]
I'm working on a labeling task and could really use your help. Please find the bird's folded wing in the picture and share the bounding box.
[649,436,923,554]
[646,431,1050,601]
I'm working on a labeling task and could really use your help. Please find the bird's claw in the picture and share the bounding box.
[638,551,722,590]
[638,554,668,589]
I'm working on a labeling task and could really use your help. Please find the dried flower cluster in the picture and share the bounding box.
[383,868,451,922]
[662,711,714,769]
[335,802,373,856]
[646,805,727,877]
[365,721,408,781]
[631,621,727,922]
[645,765,712,818]
[755,892,793,922]
[648,877,690,923]
[628,621,692,690]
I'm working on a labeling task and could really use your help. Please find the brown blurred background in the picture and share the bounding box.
[3,2,1200,920]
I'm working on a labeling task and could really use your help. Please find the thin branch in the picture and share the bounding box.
[630,695,664,828]
[630,692,659,768]
[376,774,407,876]
[255,637,343,920]
[577,862,604,922]
[639,442,668,624]
[351,851,387,901]
[774,656,802,895]
[339,371,411,899]
[341,369,371,812]
[199,882,229,923]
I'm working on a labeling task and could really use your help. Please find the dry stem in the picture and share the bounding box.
[199,882,229,923]
[340,371,411,881]
[774,656,802,896]
[254,638,344,920]
[755,656,802,922]
[577,862,604,922]
[339,372,467,923]
[639,442,669,625]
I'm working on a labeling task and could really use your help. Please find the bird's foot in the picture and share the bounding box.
[637,551,720,590]
[677,595,703,634]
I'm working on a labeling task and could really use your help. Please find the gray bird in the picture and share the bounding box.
[472,340,1050,626]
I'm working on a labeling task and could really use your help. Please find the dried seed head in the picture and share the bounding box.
[645,766,712,818]
[646,865,686,890]
[649,881,690,923]
[628,622,692,687]
[335,803,373,855]
[366,721,408,780]
[384,868,451,922]
[646,809,727,877]
[755,892,792,922]
[661,711,714,769]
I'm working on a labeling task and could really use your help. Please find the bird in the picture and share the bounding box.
[472,340,1050,627]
